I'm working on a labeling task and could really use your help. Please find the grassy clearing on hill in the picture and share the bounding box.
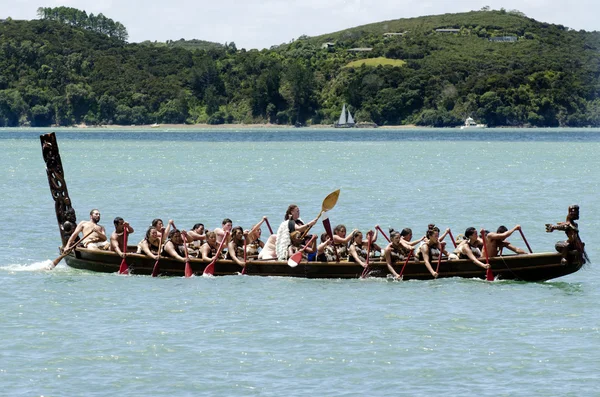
[344,57,407,68]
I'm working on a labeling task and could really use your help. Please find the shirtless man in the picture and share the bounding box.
[64,209,109,250]
[110,217,135,258]
[546,205,588,264]
[482,225,526,258]
[214,218,233,244]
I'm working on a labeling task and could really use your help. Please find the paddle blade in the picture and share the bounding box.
[486,267,494,281]
[288,251,302,267]
[203,262,215,276]
[322,189,341,212]
[118,258,128,275]
[151,260,160,277]
[184,261,193,278]
[323,216,334,240]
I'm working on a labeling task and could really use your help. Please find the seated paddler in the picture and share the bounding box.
[163,229,187,262]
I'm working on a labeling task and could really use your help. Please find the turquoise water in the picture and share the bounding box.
[1,128,599,396]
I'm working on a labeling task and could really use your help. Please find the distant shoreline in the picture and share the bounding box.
[65,123,420,129]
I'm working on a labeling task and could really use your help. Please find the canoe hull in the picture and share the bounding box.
[64,247,583,281]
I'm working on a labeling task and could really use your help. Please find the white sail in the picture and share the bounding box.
[347,109,355,124]
[338,104,347,125]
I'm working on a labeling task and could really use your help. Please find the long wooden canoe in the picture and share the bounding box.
[41,132,585,281]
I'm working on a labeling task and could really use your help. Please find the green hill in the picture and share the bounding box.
[1,9,599,127]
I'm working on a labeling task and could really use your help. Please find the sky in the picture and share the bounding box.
[5,0,598,49]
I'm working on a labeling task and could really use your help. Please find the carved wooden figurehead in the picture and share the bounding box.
[40,133,76,245]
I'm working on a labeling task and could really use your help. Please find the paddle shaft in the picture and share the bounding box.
[182,233,193,277]
[376,226,391,243]
[242,237,247,275]
[264,218,274,235]
[398,249,412,279]
[481,230,494,281]
[118,228,129,274]
[518,229,533,253]
[203,231,229,275]
[151,236,162,277]
[50,229,95,268]
[361,231,373,278]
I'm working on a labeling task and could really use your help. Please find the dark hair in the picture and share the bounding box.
[90,209,99,216]
[320,232,329,243]
[222,218,232,225]
[231,226,243,239]
[168,228,180,238]
[497,225,508,233]
[151,218,163,227]
[465,227,477,238]
[426,229,437,238]
[285,205,298,220]
[400,228,412,237]
[145,226,157,241]
[334,224,347,234]
[113,217,124,227]
[192,223,204,230]
[389,228,401,240]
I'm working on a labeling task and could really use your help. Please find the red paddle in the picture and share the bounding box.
[361,231,374,278]
[481,230,494,281]
[448,229,457,248]
[288,235,317,267]
[264,218,274,235]
[322,216,340,262]
[518,229,533,253]
[182,232,193,278]
[118,228,129,274]
[203,231,229,276]
[151,236,163,277]
[376,226,391,243]
[398,249,412,279]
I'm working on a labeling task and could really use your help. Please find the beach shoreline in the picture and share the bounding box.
[69,123,420,129]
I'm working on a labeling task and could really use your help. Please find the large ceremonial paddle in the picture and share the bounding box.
[151,236,163,277]
[49,230,94,269]
[481,230,494,281]
[182,233,193,278]
[322,216,340,262]
[301,189,341,238]
[361,231,374,279]
[203,231,229,276]
[288,235,317,267]
[118,228,129,274]
[519,229,533,253]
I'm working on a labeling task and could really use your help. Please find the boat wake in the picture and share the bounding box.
[1,260,56,272]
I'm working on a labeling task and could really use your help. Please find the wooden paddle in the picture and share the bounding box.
[360,231,374,278]
[435,242,446,274]
[375,225,391,243]
[481,229,494,281]
[151,236,163,277]
[264,217,274,235]
[118,227,129,274]
[241,235,248,275]
[398,250,413,280]
[182,232,193,278]
[322,216,340,262]
[49,230,95,269]
[203,231,229,276]
[300,189,340,238]
[288,235,317,267]
[447,229,457,248]
[518,228,533,253]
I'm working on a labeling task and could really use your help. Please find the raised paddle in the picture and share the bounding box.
[203,231,229,276]
[361,230,374,278]
[481,229,494,281]
[118,227,129,275]
[518,228,533,253]
[375,226,391,243]
[264,217,274,235]
[151,236,163,277]
[322,215,340,262]
[447,229,457,248]
[288,235,317,267]
[49,229,95,269]
[182,232,193,278]
[300,189,341,238]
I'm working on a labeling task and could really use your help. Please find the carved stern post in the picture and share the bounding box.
[40,133,77,247]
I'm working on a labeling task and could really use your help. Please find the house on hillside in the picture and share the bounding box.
[489,36,518,42]
[321,42,335,49]
[435,28,460,33]
[347,48,372,52]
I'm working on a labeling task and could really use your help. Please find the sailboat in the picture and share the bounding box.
[334,104,356,128]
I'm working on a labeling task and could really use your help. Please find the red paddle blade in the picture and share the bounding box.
[323,216,334,240]
[203,262,215,276]
[118,258,128,275]
[184,261,193,278]
[151,261,160,277]
[288,251,302,267]
[486,268,494,281]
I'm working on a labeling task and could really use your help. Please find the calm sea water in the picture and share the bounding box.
[1,127,599,396]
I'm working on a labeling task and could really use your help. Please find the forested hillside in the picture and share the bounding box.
[1,8,599,127]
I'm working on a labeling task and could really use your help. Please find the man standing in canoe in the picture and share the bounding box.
[482,225,526,257]
[63,209,109,250]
